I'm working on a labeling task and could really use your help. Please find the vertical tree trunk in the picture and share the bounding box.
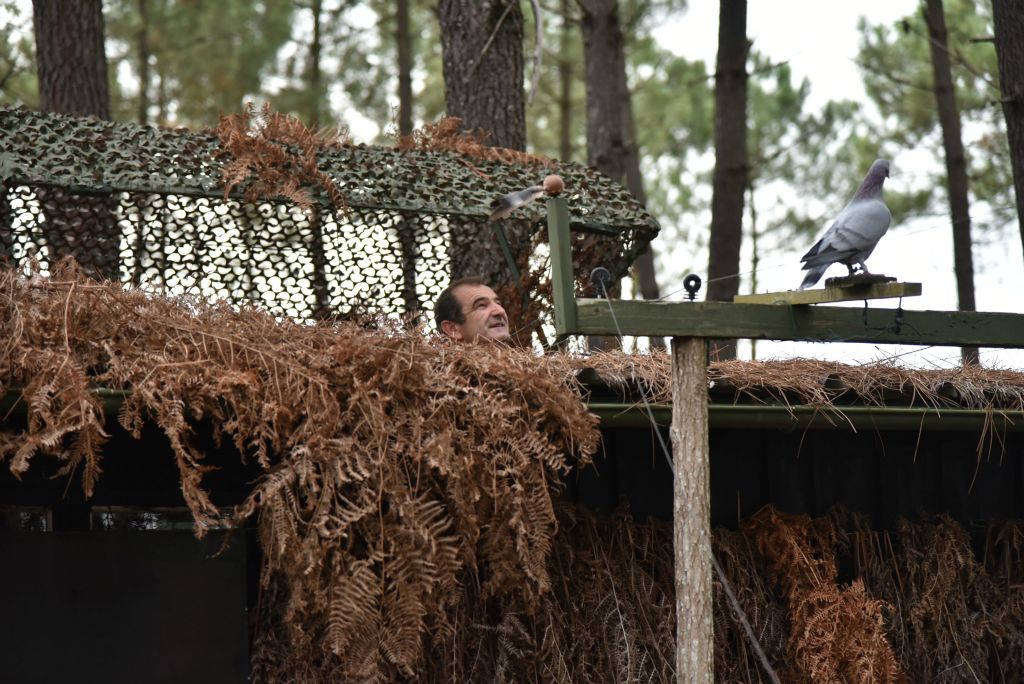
[671,336,713,682]
[558,0,574,162]
[33,0,109,119]
[438,0,529,314]
[396,0,414,138]
[706,0,748,360]
[924,0,978,365]
[33,0,119,280]
[308,0,323,129]
[617,24,664,349]
[578,0,628,351]
[0,184,13,264]
[578,0,626,183]
[396,0,419,321]
[992,0,1024,267]
[308,207,333,321]
[137,0,151,125]
[438,0,526,151]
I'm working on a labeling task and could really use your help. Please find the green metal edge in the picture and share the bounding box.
[588,402,1024,432]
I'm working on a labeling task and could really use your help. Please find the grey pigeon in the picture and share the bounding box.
[799,159,892,289]
[488,184,544,222]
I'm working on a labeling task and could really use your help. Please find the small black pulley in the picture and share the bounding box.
[590,267,613,298]
[683,274,702,301]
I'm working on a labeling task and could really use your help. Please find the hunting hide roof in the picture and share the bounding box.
[0,106,659,240]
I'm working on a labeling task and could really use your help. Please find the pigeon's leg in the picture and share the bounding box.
[856,262,873,275]
[846,263,857,276]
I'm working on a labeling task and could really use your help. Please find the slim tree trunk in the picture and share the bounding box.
[438,0,529,324]
[924,0,978,365]
[706,0,748,360]
[396,0,414,138]
[617,24,664,349]
[33,0,119,280]
[308,207,332,321]
[578,0,626,183]
[992,0,1024,266]
[0,184,13,264]
[558,0,574,162]
[137,0,151,125]
[396,0,419,321]
[578,0,627,351]
[308,0,323,129]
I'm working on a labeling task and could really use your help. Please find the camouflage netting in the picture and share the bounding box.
[3,266,1024,681]
[0,105,658,341]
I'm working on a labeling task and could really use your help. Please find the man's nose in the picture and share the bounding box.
[490,302,507,318]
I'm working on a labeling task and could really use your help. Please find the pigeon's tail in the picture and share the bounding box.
[799,264,829,290]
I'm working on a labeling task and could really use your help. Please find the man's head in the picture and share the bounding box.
[434,277,510,343]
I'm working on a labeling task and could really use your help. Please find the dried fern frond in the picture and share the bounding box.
[214,102,349,215]
[394,115,553,168]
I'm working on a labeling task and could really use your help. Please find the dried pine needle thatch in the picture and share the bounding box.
[567,350,1024,411]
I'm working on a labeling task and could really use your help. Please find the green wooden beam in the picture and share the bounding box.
[546,196,577,335]
[573,299,1024,348]
[733,281,921,305]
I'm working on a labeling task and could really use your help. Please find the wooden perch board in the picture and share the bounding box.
[732,280,922,306]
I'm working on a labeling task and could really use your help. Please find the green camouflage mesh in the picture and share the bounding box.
[0,106,658,327]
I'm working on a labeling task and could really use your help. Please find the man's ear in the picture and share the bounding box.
[440,320,463,341]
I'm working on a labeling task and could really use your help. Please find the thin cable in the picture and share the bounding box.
[598,288,674,475]
[595,287,782,683]
[712,552,783,684]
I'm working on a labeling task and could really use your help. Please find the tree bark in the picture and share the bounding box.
[33,0,119,281]
[308,0,323,129]
[577,0,628,351]
[924,0,978,365]
[396,0,414,138]
[992,0,1024,267]
[616,25,664,349]
[671,336,713,682]
[558,0,574,162]
[137,0,151,125]
[396,0,419,322]
[578,0,627,183]
[438,0,530,318]
[33,0,109,118]
[706,0,748,360]
[438,0,526,151]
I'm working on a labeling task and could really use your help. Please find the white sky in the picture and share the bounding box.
[648,1,1024,369]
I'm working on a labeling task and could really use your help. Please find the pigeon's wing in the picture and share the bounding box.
[801,198,891,268]
[488,185,545,222]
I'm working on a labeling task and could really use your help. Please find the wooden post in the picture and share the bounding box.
[546,196,577,336]
[671,336,712,682]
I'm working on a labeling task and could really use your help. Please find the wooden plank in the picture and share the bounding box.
[670,337,713,681]
[573,299,1024,348]
[733,281,921,305]
[546,196,577,334]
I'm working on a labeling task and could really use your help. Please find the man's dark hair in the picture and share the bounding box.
[434,276,486,330]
